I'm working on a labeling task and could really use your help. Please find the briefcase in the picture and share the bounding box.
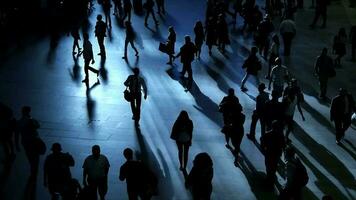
[159,42,167,53]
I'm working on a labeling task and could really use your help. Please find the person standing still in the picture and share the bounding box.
[124,68,148,124]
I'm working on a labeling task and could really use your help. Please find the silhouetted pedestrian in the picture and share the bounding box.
[120,148,158,200]
[15,106,44,180]
[175,36,196,90]
[44,143,75,200]
[266,35,280,79]
[247,83,269,141]
[278,146,309,200]
[240,47,262,92]
[310,0,328,28]
[82,33,99,85]
[113,0,123,17]
[216,14,229,54]
[205,17,217,55]
[63,178,82,200]
[280,16,296,56]
[0,103,16,163]
[350,25,356,61]
[170,111,193,171]
[256,14,274,58]
[333,28,347,67]
[124,68,148,124]
[264,90,285,131]
[261,121,285,185]
[314,48,334,100]
[95,14,107,57]
[71,28,82,55]
[155,0,165,15]
[194,21,205,59]
[83,145,110,200]
[186,152,213,200]
[123,0,133,22]
[123,21,139,59]
[219,88,243,147]
[166,26,176,65]
[268,57,289,97]
[144,0,159,26]
[229,106,245,165]
[330,88,355,144]
[102,0,112,28]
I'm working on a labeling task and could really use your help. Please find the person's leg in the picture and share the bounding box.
[285,116,294,139]
[181,63,187,76]
[136,94,142,121]
[128,8,131,22]
[130,98,136,119]
[88,66,99,75]
[88,179,99,200]
[334,119,343,142]
[124,39,129,58]
[144,10,149,25]
[352,44,356,61]
[260,118,266,136]
[241,73,249,89]
[97,177,108,200]
[177,143,183,169]
[130,41,139,56]
[248,110,259,140]
[342,115,352,137]
[183,144,189,169]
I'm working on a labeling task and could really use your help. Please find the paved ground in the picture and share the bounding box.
[0,0,355,199]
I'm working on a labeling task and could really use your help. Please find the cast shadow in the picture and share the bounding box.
[69,55,82,84]
[301,102,335,134]
[99,57,108,84]
[0,162,13,195]
[86,81,100,125]
[23,177,37,200]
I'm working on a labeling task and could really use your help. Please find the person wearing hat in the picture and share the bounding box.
[44,143,75,200]
[330,88,356,144]
[247,83,270,141]
[241,47,262,92]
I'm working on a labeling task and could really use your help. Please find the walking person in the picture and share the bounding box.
[256,14,274,58]
[122,21,139,59]
[119,148,158,200]
[0,103,16,163]
[229,106,245,165]
[15,106,44,180]
[280,15,296,56]
[186,152,213,200]
[261,121,286,185]
[266,35,280,79]
[330,88,355,144]
[332,28,347,67]
[166,26,176,65]
[205,17,217,56]
[44,143,75,200]
[175,35,197,90]
[216,13,230,54]
[102,0,112,28]
[350,25,356,61]
[314,48,334,100]
[309,0,328,28]
[246,83,269,141]
[82,33,99,85]
[71,27,82,55]
[124,68,148,124]
[155,0,165,15]
[95,15,107,57]
[170,111,193,171]
[123,0,133,22]
[113,0,123,17]
[144,0,159,26]
[268,57,289,97]
[194,21,205,59]
[240,47,262,92]
[264,90,285,131]
[82,145,110,200]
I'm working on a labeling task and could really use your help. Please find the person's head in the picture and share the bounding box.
[196,21,203,28]
[92,145,101,158]
[258,83,266,93]
[133,67,140,76]
[193,152,213,169]
[290,78,298,87]
[274,57,281,65]
[168,26,174,32]
[228,88,235,96]
[271,90,279,99]
[284,146,296,161]
[251,47,258,55]
[339,88,347,96]
[83,33,89,41]
[178,110,189,121]
[124,21,131,27]
[184,35,191,44]
[272,35,279,44]
[321,48,328,56]
[22,106,31,117]
[97,14,103,21]
[123,148,133,160]
[51,143,62,154]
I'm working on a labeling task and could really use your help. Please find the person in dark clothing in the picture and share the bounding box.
[166,26,176,65]
[44,143,75,200]
[278,146,309,200]
[194,21,205,59]
[256,14,274,58]
[314,48,334,99]
[0,103,16,163]
[15,106,42,180]
[350,25,356,61]
[216,14,230,54]
[155,0,165,15]
[330,88,356,144]
[71,27,82,55]
[170,111,193,171]
[123,0,133,22]
[333,28,347,67]
[280,15,296,56]
[120,148,157,200]
[144,0,159,26]
[63,178,82,200]
[266,35,280,79]
[122,21,139,59]
[186,152,213,200]
[95,15,107,57]
[175,35,197,90]
[247,83,269,141]
[240,47,262,92]
[219,88,243,147]
[229,107,245,165]
[113,0,123,17]
[264,90,285,131]
[310,0,328,28]
[261,121,285,184]
[205,17,217,55]
[102,0,112,28]
[124,68,148,124]
[82,33,99,85]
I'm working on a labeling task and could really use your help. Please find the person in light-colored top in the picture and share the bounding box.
[268,57,289,97]
[280,16,296,56]
[83,145,110,200]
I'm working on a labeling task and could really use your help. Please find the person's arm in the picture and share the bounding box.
[268,70,273,90]
[141,77,148,99]
[82,160,88,186]
[90,44,95,64]
[124,76,131,87]
[105,157,110,176]
[119,165,126,181]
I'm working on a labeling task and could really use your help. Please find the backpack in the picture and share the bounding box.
[294,158,309,187]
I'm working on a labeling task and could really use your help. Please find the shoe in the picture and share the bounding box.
[72,51,77,55]
[122,56,127,59]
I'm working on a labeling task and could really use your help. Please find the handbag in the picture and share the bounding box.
[159,42,167,53]
[124,88,133,102]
